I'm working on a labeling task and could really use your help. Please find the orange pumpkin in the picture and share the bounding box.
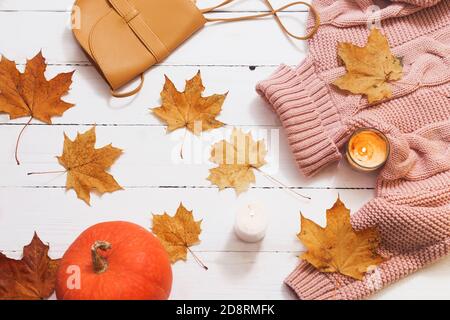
[56,221,172,300]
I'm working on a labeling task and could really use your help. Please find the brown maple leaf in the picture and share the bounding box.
[207,129,267,195]
[333,28,403,103]
[152,71,227,134]
[0,51,75,164]
[298,197,383,280]
[56,127,123,205]
[0,233,60,300]
[152,203,206,269]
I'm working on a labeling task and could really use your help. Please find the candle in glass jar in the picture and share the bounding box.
[234,203,268,243]
[346,128,390,172]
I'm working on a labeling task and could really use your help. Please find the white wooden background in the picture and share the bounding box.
[0,0,449,300]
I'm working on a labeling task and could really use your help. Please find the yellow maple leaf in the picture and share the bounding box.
[0,52,75,164]
[152,203,202,264]
[152,71,227,134]
[207,128,267,194]
[57,127,123,205]
[333,28,403,103]
[298,197,383,280]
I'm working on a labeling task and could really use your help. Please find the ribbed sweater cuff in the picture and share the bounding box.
[285,262,340,300]
[256,60,343,177]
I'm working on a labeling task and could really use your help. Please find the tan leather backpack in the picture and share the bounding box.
[72,0,319,97]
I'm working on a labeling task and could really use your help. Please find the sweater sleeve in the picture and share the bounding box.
[256,19,450,177]
[285,180,450,300]
[256,59,344,177]
[256,54,450,177]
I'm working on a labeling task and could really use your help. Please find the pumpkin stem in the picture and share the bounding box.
[91,241,112,274]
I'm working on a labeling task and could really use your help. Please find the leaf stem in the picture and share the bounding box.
[255,167,311,200]
[15,116,33,166]
[27,170,67,176]
[187,247,208,271]
[180,128,188,160]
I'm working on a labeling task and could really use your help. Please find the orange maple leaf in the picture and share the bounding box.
[0,51,75,164]
[0,233,60,300]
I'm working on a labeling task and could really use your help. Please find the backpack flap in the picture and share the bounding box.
[73,0,206,90]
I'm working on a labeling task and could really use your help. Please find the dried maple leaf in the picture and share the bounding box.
[57,127,123,205]
[152,203,205,268]
[208,128,267,194]
[298,197,383,280]
[152,71,227,134]
[0,51,75,164]
[0,233,60,300]
[333,28,403,103]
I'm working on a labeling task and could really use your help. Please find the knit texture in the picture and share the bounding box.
[256,0,450,300]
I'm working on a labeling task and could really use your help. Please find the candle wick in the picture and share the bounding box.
[248,204,255,218]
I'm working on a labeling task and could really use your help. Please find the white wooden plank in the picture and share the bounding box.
[4,249,450,300]
[172,252,450,300]
[0,0,312,12]
[0,11,309,65]
[0,65,283,127]
[1,187,449,300]
[2,0,445,302]
[170,253,450,300]
[198,0,313,11]
[170,252,299,300]
[0,188,373,252]
[0,125,377,188]
[0,251,301,300]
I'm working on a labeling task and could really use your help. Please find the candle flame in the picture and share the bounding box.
[348,130,388,170]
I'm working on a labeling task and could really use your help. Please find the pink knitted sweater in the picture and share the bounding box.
[256,0,450,299]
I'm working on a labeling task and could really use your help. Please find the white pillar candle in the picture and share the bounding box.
[234,203,268,243]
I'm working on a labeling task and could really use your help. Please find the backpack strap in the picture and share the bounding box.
[111,73,145,98]
[108,0,169,62]
[201,0,320,40]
